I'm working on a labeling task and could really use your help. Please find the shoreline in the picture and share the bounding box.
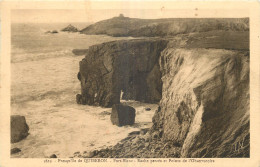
[11,100,158,158]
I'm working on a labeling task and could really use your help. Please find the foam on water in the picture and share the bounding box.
[11,23,153,158]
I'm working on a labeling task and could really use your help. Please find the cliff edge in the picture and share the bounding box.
[77,30,249,158]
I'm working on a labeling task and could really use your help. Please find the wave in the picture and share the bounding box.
[11,49,73,63]
[11,87,77,104]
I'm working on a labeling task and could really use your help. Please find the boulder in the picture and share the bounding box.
[49,154,57,158]
[11,115,29,143]
[110,104,136,126]
[11,148,21,154]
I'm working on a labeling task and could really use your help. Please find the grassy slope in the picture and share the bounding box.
[166,30,249,51]
[80,17,249,37]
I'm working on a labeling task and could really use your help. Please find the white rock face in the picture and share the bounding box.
[156,47,249,157]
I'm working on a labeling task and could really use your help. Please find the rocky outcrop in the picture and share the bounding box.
[45,30,58,34]
[77,30,249,157]
[11,115,29,143]
[78,39,168,107]
[111,104,136,126]
[61,24,78,32]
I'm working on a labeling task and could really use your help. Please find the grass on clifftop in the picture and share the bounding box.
[80,16,249,37]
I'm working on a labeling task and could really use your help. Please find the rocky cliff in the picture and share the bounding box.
[155,46,249,158]
[152,31,249,157]
[77,30,249,157]
[78,39,168,107]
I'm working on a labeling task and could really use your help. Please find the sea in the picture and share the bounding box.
[11,23,157,158]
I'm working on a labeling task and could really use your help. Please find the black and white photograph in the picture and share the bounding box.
[1,1,259,166]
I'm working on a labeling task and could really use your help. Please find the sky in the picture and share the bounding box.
[11,9,196,23]
[11,8,249,24]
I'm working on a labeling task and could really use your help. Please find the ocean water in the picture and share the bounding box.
[11,23,157,158]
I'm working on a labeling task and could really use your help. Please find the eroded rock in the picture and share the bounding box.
[78,39,168,107]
